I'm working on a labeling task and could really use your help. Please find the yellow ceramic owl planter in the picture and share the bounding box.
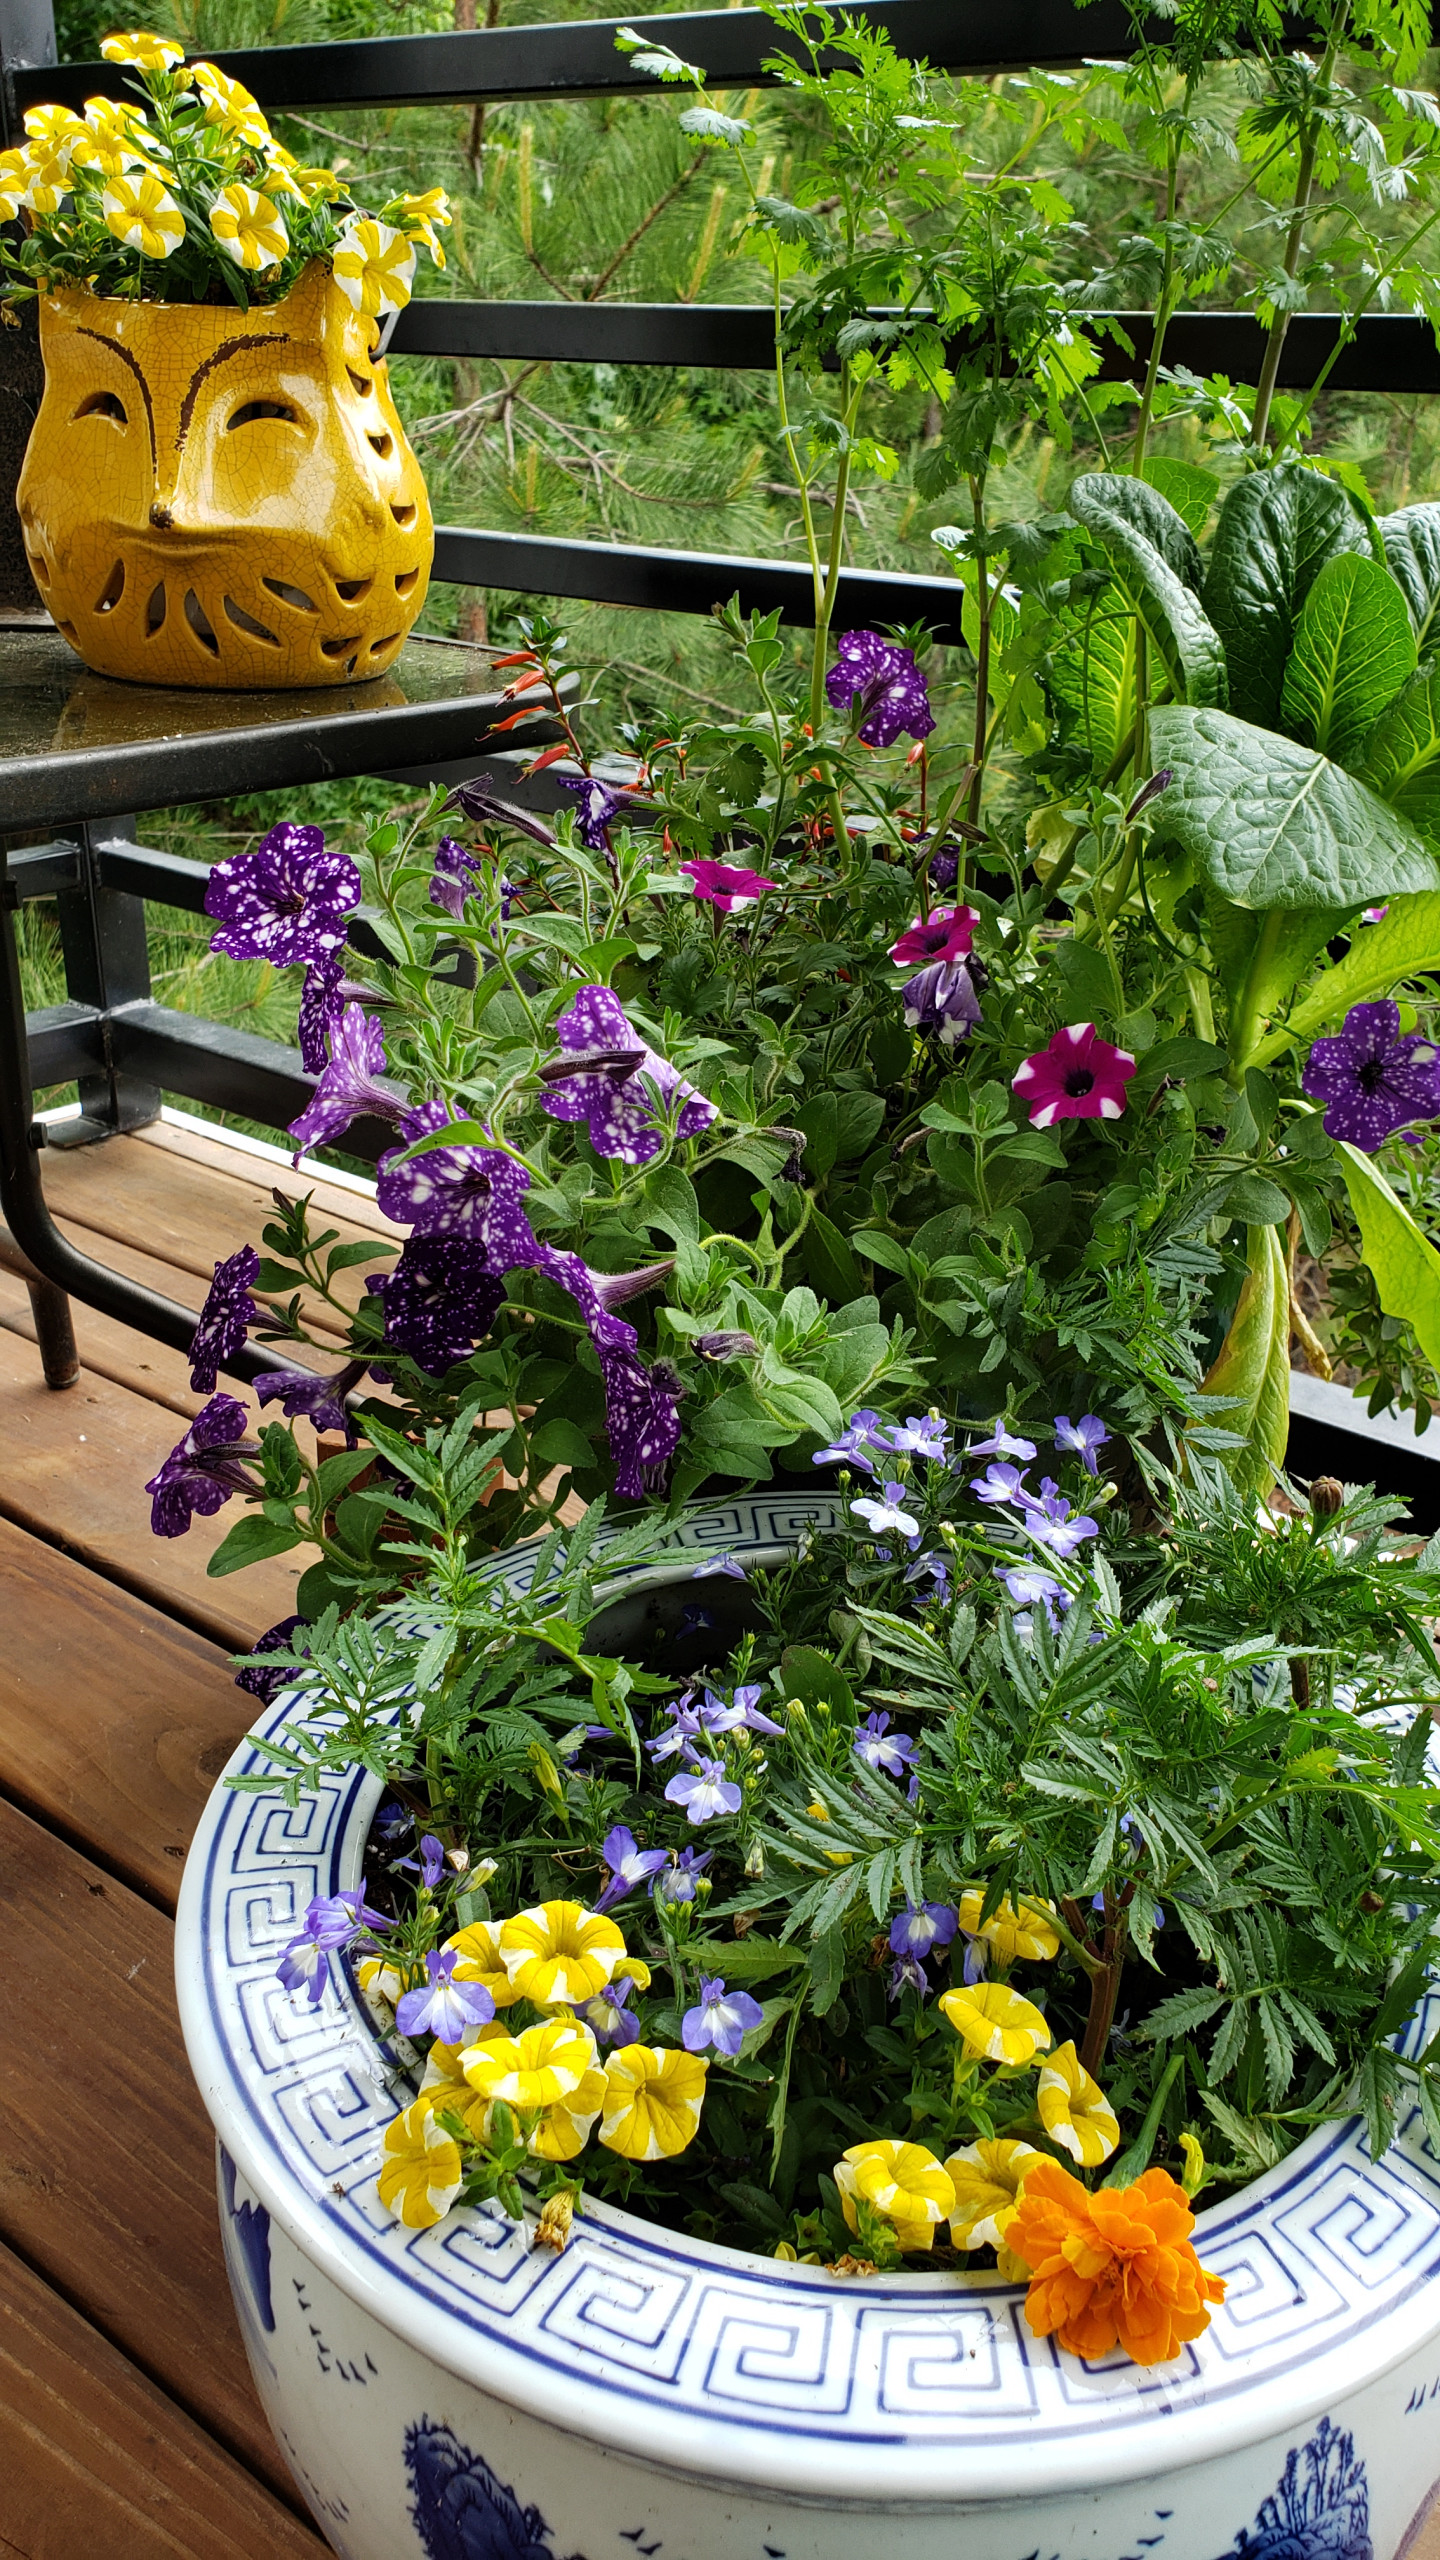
[17,260,434,690]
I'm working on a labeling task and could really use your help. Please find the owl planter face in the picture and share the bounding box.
[17,261,433,690]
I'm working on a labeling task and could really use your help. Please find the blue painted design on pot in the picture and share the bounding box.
[220,2141,275,2333]
[1219,2418,1371,2560]
[405,2420,584,2560]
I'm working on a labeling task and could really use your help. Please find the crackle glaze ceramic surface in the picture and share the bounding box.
[178,1494,1440,2560]
[19,262,432,688]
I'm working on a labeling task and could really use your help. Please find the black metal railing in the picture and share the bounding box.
[3,0,1440,1400]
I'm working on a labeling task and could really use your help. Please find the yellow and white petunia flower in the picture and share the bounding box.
[22,105,86,168]
[101,28,186,72]
[444,1919,523,2009]
[599,2045,707,2161]
[331,215,416,319]
[957,1889,1060,1966]
[497,1901,628,2008]
[191,62,271,148]
[1036,2039,1120,2166]
[834,2138,956,2253]
[103,168,185,258]
[209,182,288,272]
[377,2098,463,2229]
[944,2137,1042,2248]
[939,1981,1053,2066]
[459,2017,600,2114]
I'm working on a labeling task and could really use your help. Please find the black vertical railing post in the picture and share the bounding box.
[51,819,163,1140]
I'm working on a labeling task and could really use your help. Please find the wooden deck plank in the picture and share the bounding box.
[0,1332,314,1650]
[0,1516,253,1912]
[0,1793,301,2508]
[0,2240,321,2557]
[136,1117,401,1241]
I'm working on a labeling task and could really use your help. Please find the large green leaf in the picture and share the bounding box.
[1202,466,1378,729]
[1200,1223,1290,1492]
[1255,891,1440,1062]
[1148,704,1440,909]
[1278,555,1417,768]
[1049,583,1137,773]
[1380,501,1440,651]
[1337,1142,1440,1374]
[1357,662,1440,846]
[1205,895,1353,1054]
[1070,473,1227,708]
[1143,457,1220,539]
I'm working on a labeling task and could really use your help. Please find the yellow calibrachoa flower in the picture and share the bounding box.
[331,215,416,319]
[21,144,75,215]
[0,149,30,220]
[945,2137,1042,2248]
[599,2046,707,2161]
[22,105,86,167]
[192,62,271,147]
[528,2060,608,2162]
[389,185,452,266]
[209,183,288,273]
[957,1890,1061,1966]
[459,2017,600,2114]
[377,2098,463,2229]
[420,2025,508,2142]
[834,2139,956,2253]
[101,28,186,71]
[940,1981,1054,2066]
[103,169,185,259]
[70,99,148,180]
[1036,2039,1120,2167]
[356,1952,406,2007]
[444,1919,522,2009]
[497,1901,628,2007]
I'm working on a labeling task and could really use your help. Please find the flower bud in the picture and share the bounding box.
[1310,1476,1344,1520]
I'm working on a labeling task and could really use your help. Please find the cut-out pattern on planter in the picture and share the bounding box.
[405,2421,585,2560]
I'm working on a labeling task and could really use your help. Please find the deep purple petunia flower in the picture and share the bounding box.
[366,1236,504,1375]
[664,1753,742,1825]
[189,1244,259,1394]
[145,1394,259,1538]
[234,1614,307,1703]
[375,1126,543,1272]
[288,1005,407,1160]
[682,1975,763,2057]
[825,630,936,748]
[595,1824,670,1914]
[597,1343,686,1497]
[429,835,483,922]
[396,1948,496,2044]
[890,907,978,968]
[1301,999,1440,1151]
[1013,1024,1136,1129]
[680,858,779,913]
[928,844,961,890]
[889,1901,958,1957]
[535,1248,671,1354]
[853,1710,918,1779]
[558,776,646,849]
[693,1329,761,1362]
[205,822,361,967]
[540,985,715,1167]
[254,1368,357,1444]
[1055,1413,1110,1476]
[902,959,981,1045]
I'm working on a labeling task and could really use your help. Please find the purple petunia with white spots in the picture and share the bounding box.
[189,1244,258,1393]
[825,630,936,748]
[145,1394,259,1538]
[366,1236,504,1375]
[253,1368,357,1444]
[1301,998,1440,1151]
[540,984,715,1167]
[287,1005,406,1160]
[204,822,361,967]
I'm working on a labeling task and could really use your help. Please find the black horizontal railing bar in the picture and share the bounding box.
[2,840,82,902]
[433,522,967,636]
[26,998,102,1087]
[394,300,1440,394]
[17,2,1179,118]
[108,1001,395,1163]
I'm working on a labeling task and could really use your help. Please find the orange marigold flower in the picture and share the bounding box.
[1003,2157,1226,2367]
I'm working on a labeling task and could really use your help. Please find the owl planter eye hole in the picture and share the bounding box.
[74,391,127,425]
[228,400,302,430]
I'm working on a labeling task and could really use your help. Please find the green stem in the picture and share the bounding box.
[1131,139,1180,473]
[1251,22,1344,452]
[1229,909,1286,1080]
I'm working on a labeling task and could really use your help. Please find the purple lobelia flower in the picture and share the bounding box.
[558,775,647,849]
[234,1614,307,1703]
[653,1846,712,1904]
[189,1244,259,1393]
[429,835,482,922]
[997,1562,1064,1606]
[254,1368,358,1444]
[970,1460,1037,1509]
[705,1682,784,1737]
[825,630,936,748]
[853,1710,918,1780]
[902,959,981,1046]
[905,1550,949,1602]
[1027,1497,1100,1559]
[1055,1413,1110,1476]
[287,1005,406,1160]
[890,1951,929,2001]
[275,1887,390,2007]
[540,985,715,1167]
[682,1975,763,2057]
[367,1238,504,1376]
[595,1343,686,1498]
[205,822,361,967]
[145,1394,259,1537]
[889,1901,958,1957]
[813,1408,886,1474]
[969,1422,1038,1463]
[692,1552,746,1579]
[581,1974,644,2046]
[852,1482,920,1539]
[276,1933,331,2004]
[396,1949,496,2044]
[396,1833,447,1889]
[878,1413,951,1461]
[1301,999,1440,1151]
[664,1753,742,1825]
[376,1123,543,1275]
[594,1824,670,1914]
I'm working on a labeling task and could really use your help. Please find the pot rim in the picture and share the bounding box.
[176,1492,1440,2504]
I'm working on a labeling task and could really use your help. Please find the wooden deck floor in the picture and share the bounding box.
[0,1115,406,2556]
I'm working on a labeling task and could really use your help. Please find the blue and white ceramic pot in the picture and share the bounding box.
[177,1495,1440,2560]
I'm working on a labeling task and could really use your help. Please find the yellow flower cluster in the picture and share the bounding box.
[375,1900,707,2232]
